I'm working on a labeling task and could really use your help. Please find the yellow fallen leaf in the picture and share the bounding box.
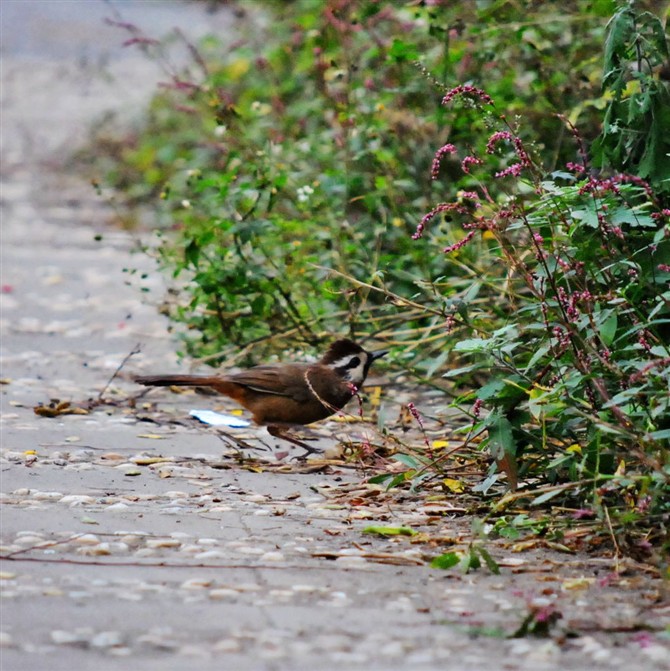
[442,478,465,493]
[137,433,166,440]
[242,465,264,473]
[431,440,450,449]
[512,540,541,552]
[33,401,89,417]
[562,577,594,591]
[367,385,382,408]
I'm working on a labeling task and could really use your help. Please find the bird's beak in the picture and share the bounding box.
[371,349,389,361]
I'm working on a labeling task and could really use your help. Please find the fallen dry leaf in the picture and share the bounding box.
[34,400,89,417]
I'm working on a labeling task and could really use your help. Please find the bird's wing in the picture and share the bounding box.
[229,365,311,402]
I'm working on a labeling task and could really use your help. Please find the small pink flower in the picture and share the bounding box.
[632,632,656,648]
[407,402,424,430]
[637,330,652,353]
[472,398,483,418]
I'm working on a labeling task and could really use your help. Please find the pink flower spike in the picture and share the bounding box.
[414,202,470,239]
[442,84,494,106]
[443,230,476,254]
[472,398,483,418]
[461,155,483,174]
[495,163,524,178]
[431,143,457,179]
[459,191,481,202]
[486,130,514,153]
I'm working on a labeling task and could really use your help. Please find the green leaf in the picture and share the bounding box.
[362,526,417,537]
[430,552,461,570]
[423,349,451,378]
[388,38,419,62]
[528,387,564,420]
[367,473,394,485]
[598,311,618,346]
[385,472,415,490]
[610,205,655,228]
[184,239,200,266]
[460,550,481,573]
[524,342,551,373]
[571,207,600,229]
[442,363,484,378]
[453,338,491,353]
[476,546,501,575]
[394,453,422,469]
[472,472,500,494]
[531,488,565,505]
[478,377,527,411]
[603,6,635,88]
[485,412,516,461]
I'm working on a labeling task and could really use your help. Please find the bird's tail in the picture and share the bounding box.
[135,375,233,394]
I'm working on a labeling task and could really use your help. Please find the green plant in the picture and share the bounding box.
[399,6,670,550]
[85,1,670,551]
[430,544,500,574]
[592,1,670,202]
[87,0,620,365]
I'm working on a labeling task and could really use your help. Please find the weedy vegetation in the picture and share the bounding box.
[84,0,669,563]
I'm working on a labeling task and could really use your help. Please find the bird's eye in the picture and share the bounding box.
[348,356,361,368]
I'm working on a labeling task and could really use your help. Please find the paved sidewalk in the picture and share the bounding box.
[1,3,668,670]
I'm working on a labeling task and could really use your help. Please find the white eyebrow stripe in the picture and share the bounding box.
[328,354,366,369]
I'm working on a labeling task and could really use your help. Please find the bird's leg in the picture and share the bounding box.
[216,431,271,454]
[267,425,321,457]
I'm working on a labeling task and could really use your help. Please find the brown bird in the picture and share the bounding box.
[135,339,387,454]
